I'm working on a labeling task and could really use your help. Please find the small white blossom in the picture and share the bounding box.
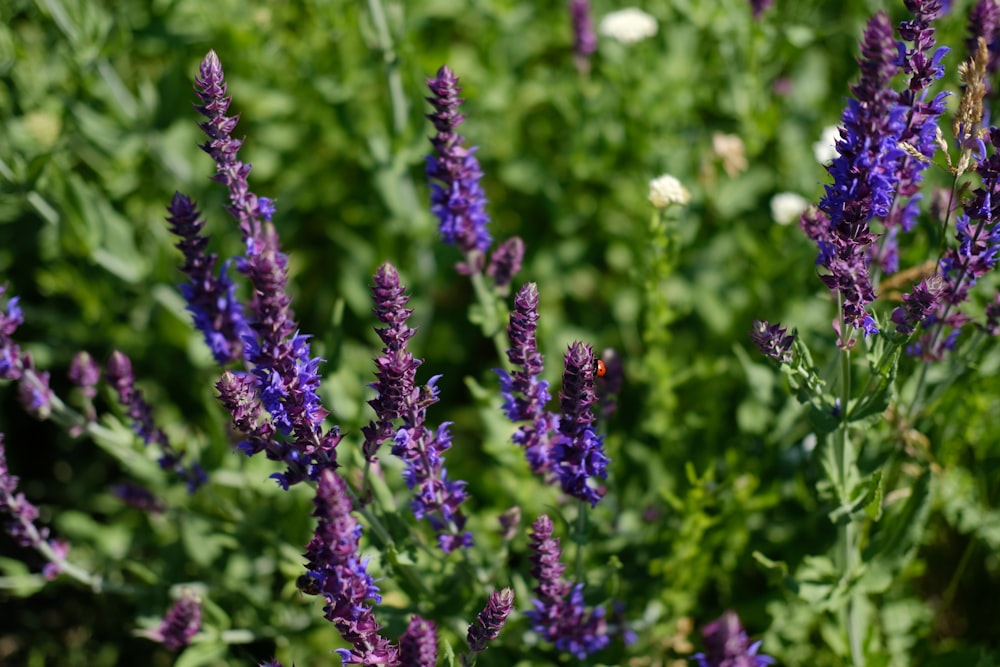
[648,174,690,208]
[599,8,658,44]
[770,192,810,225]
[813,125,841,166]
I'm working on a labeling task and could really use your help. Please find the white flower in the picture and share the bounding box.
[599,8,658,44]
[770,192,810,225]
[813,125,840,166]
[648,174,690,208]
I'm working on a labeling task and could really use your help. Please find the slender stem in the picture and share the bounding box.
[574,503,586,584]
[466,261,511,367]
[366,0,408,135]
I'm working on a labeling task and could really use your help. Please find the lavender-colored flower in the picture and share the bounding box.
[112,482,166,514]
[426,65,492,262]
[984,292,1000,335]
[817,12,904,336]
[551,342,609,507]
[303,469,399,666]
[911,127,1000,358]
[569,0,597,73]
[874,0,949,273]
[467,588,514,653]
[362,263,420,461]
[496,283,558,474]
[749,0,773,19]
[527,515,609,659]
[891,276,945,334]
[399,616,438,667]
[0,433,70,573]
[166,191,250,365]
[144,591,202,651]
[749,320,795,363]
[107,351,207,492]
[0,286,24,381]
[191,51,340,487]
[17,356,53,419]
[68,351,100,400]
[968,0,1000,75]
[498,505,521,541]
[692,610,774,667]
[392,406,473,554]
[485,236,525,293]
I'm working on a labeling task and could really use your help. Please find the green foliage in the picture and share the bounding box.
[2,0,1000,666]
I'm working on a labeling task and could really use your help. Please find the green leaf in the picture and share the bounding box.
[828,470,883,525]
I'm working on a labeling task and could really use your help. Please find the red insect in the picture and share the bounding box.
[595,358,607,378]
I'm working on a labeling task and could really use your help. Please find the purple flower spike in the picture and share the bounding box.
[145,590,202,651]
[749,0,774,19]
[968,0,1000,76]
[107,351,206,492]
[399,616,438,667]
[817,12,905,336]
[527,515,609,659]
[892,276,945,334]
[112,482,166,514]
[692,610,775,667]
[486,236,525,292]
[362,263,420,461]
[191,51,341,487]
[569,0,597,73]
[68,351,100,399]
[0,433,70,573]
[0,286,24,381]
[750,320,795,363]
[496,283,558,475]
[426,65,492,262]
[304,469,399,666]
[552,342,609,507]
[467,588,514,653]
[166,192,250,365]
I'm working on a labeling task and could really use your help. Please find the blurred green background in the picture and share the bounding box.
[2,0,999,665]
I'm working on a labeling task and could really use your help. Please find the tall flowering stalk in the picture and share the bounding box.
[874,0,949,274]
[166,191,250,365]
[463,588,514,665]
[0,433,70,581]
[186,50,341,489]
[552,342,608,507]
[140,590,203,651]
[811,11,903,339]
[425,65,492,267]
[107,351,207,492]
[360,262,472,552]
[496,283,558,474]
[303,469,399,666]
[569,0,597,73]
[526,514,609,659]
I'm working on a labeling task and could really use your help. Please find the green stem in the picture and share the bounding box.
[366,0,408,135]
[467,261,511,367]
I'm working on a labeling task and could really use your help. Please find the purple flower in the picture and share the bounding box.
[68,351,100,400]
[496,283,558,474]
[144,591,202,651]
[107,351,206,492]
[426,65,492,261]
[166,191,250,365]
[985,292,1000,335]
[748,0,773,19]
[485,236,525,293]
[891,276,945,334]
[569,0,597,72]
[362,263,420,461]
[692,610,774,667]
[466,588,514,654]
[190,51,340,487]
[0,433,70,574]
[111,482,166,514]
[817,12,905,336]
[303,469,399,666]
[527,515,609,659]
[874,0,949,272]
[749,320,795,363]
[399,616,438,667]
[17,357,53,419]
[911,127,1000,358]
[0,286,24,380]
[551,342,609,507]
[968,0,1000,76]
